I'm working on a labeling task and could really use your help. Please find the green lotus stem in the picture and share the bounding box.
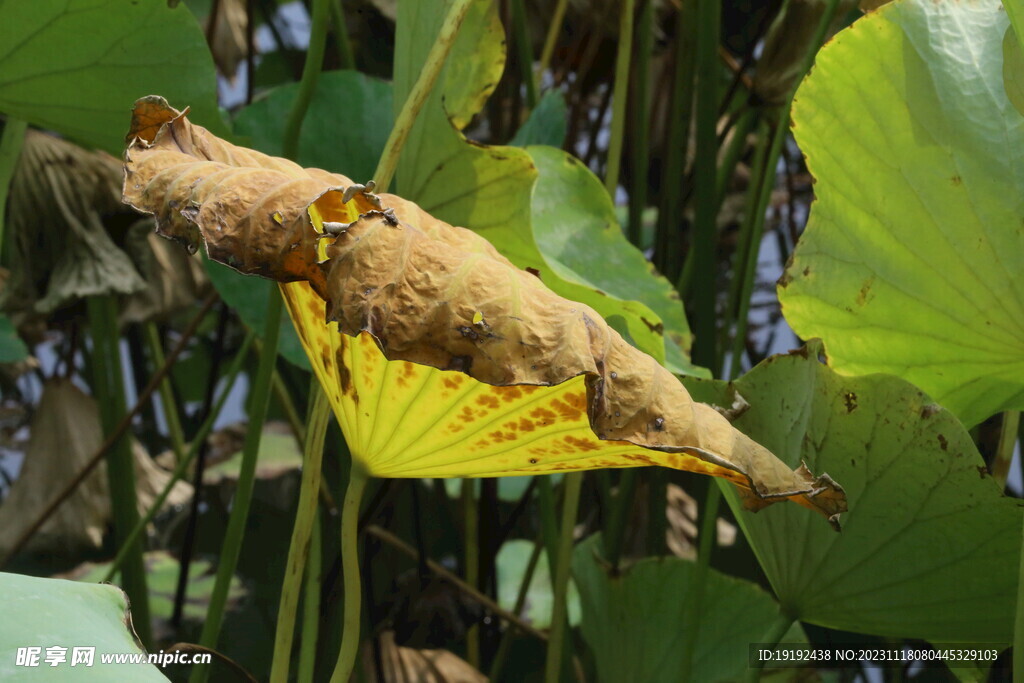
[102,332,255,583]
[282,0,331,160]
[679,480,722,679]
[271,382,331,683]
[602,469,639,569]
[536,0,568,84]
[992,411,1019,489]
[536,476,561,577]
[510,0,537,108]
[329,0,355,70]
[684,0,721,368]
[654,0,696,278]
[192,293,283,683]
[462,478,481,667]
[721,118,770,375]
[272,367,306,444]
[87,295,152,648]
[0,117,27,254]
[603,0,635,196]
[143,321,186,465]
[488,538,543,680]
[1015,516,1024,678]
[728,0,840,376]
[745,611,794,682]
[373,0,475,193]
[544,472,583,683]
[715,108,756,208]
[329,465,370,683]
[299,507,323,682]
[627,0,653,247]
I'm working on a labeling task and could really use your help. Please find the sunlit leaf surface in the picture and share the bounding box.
[780,0,1024,426]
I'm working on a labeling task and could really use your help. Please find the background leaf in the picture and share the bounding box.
[509,91,568,148]
[526,145,702,376]
[0,314,27,362]
[779,0,1024,426]
[572,534,807,683]
[0,0,227,155]
[683,345,1022,642]
[233,70,393,182]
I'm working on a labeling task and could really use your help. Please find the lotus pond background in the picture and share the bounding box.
[0,0,1022,681]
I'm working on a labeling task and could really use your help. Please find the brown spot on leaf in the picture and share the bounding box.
[938,434,948,451]
[843,392,857,412]
[641,317,664,335]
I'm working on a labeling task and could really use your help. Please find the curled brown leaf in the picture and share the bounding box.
[122,97,846,526]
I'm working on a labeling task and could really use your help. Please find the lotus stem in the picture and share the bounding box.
[102,332,255,583]
[143,321,186,465]
[87,295,152,648]
[330,465,370,683]
[603,0,635,196]
[510,0,537,109]
[271,381,331,683]
[373,0,475,193]
[282,0,331,160]
[627,0,653,247]
[462,478,481,667]
[544,472,583,683]
[0,118,27,252]
[329,0,355,71]
[298,507,323,681]
[537,0,568,85]
[192,293,283,683]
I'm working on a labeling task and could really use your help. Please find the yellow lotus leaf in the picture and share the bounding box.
[122,97,846,526]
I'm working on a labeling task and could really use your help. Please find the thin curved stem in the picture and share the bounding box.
[372,0,475,193]
[330,466,370,683]
[603,0,634,196]
[544,472,583,683]
[537,0,569,84]
[282,0,331,160]
[271,382,331,683]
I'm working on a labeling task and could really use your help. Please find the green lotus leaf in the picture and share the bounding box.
[0,0,226,155]
[0,572,167,681]
[683,344,1021,642]
[779,0,1024,426]
[572,535,807,683]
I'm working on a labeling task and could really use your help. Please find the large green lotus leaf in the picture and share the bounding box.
[683,345,1022,642]
[526,145,703,376]
[0,572,167,681]
[779,0,1024,427]
[391,0,677,365]
[233,70,393,183]
[0,0,226,155]
[572,535,807,683]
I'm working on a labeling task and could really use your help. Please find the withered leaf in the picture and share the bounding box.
[122,97,846,525]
